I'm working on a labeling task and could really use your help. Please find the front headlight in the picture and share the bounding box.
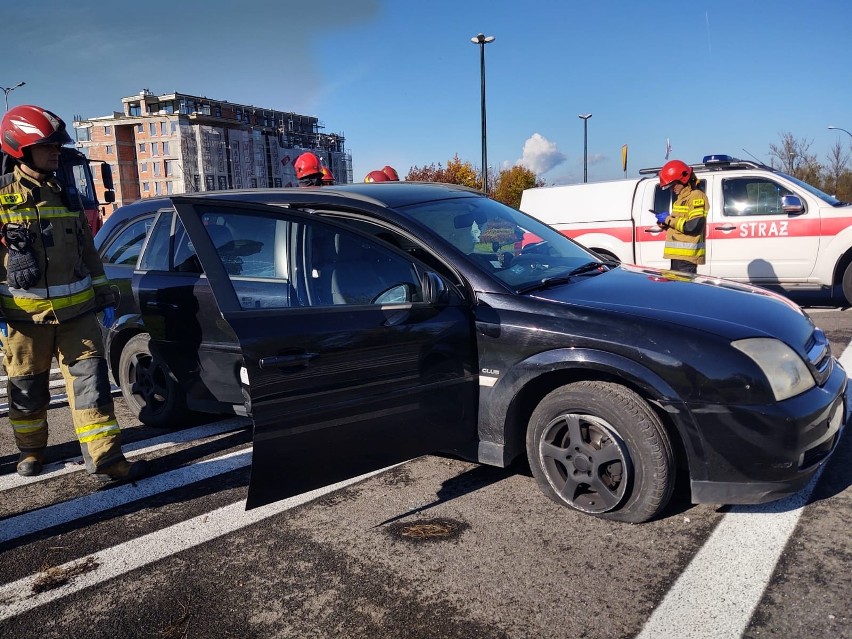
[732,338,815,401]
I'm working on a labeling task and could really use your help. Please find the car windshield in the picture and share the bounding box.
[399,196,608,291]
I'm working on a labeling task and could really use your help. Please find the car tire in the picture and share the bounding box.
[119,333,189,428]
[526,380,675,523]
[842,261,852,308]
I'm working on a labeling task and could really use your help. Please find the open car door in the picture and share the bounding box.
[171,197,477,509]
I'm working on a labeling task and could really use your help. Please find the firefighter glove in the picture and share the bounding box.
[2,223,40,290]
[654,212,669,226]
[100,306,115,329]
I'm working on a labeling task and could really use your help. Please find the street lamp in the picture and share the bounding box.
[1,81,26,112]
[828,125,852,140]
[788,151,795,174]
[578,113,592,183]
[471,32,495,194]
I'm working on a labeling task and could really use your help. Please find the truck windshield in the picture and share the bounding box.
[63,153,98,209]
[778,172,843,206]
[400,196,605,291]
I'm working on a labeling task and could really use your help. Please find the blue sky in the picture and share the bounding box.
[3,0,851,185]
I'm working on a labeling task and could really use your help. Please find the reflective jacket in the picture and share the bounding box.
[0,165,114,323]
[663,183,708,265]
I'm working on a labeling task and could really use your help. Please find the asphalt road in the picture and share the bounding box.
[0,306,849,639]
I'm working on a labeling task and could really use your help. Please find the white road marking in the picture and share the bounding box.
[639,339,851,639]
[0,417,250,492]
[0,468,389,621]
[0,449,251,544]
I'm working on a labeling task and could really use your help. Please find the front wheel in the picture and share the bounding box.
[841,261,852,307]
[526,381,675,523]
[118,333,189,428]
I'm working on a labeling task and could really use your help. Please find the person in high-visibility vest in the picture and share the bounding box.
[0,105,148,481]
[654,159,708,274]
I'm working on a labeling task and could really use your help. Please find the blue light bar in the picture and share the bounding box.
[703,154,735,165]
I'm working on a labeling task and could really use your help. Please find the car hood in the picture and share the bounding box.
[527,264,814,346]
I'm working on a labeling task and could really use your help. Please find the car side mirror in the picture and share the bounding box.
[781,194,805,214]
[420,271,449,305]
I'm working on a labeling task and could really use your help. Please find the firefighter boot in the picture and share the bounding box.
[93,458,149,484]
[17,450,45,477]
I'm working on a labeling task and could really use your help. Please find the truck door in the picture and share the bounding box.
[172,197,477,509]
[706,176,819,281]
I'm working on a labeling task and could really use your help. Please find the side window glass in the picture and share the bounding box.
[101,215,155,266]
[723,178,792,217]
[138,211,173,271]
[303,222,421,307]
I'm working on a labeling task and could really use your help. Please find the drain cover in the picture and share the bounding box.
[385,517,469,542]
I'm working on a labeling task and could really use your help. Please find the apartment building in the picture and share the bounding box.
[74,89,352,208]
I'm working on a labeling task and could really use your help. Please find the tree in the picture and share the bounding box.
[768,132,819,178]
[405,154,480,190]
[491,165,545,209]
[824,139,852,197]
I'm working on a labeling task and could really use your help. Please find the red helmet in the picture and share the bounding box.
[659,159,693,189]
[1,105,72,160]
[364,170,390,183]
[294,152,322,179]
[381,165,399,181]
[321,166,335,184]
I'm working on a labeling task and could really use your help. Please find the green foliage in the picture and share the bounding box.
[491,165,545,209]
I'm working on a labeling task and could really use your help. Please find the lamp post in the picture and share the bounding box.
[828,125,852,140]
[471,32,495,194]
[1,81,25,112]
[578,113,592,183]
[788,151,795,174]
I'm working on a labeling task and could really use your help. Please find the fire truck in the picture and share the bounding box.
[1,146,115,234]
[520,154,852,305]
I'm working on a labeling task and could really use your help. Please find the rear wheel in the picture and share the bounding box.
[119,333,189,428]
[526,381,675,523]
[841,261,852,307]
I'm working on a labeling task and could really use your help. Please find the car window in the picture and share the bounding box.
[139,211,173,271]
[101,215,155,266]
[722,178,793,216]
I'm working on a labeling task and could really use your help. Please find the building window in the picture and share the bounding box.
[160,121,167,135]
[136,124,143,133]
[171,121,177,133]
[167,181,174,195]
[138,143,146,153]
[142,182,150,192]
[140,162,148,172]
[104,126,111,136]
[153,162,161,176]
[162,141,170,155]
[215,105,221,118]
[165,160,174,176]
[152,142,159,156]
[149,123,156,136]
[154,182,162,195]
[128,102,141,116]
[105,145,113,155]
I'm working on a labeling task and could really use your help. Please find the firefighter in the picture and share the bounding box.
[655,159,708,274]
[294,152,324,186]
[364,170,390,183]
[0,105,147,480]
[320,166,335,185]
[381,165,400,181]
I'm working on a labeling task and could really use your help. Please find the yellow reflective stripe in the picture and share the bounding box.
[0,207,79,223]
[10,418,47,434]
[672,205,689,213]
[686,210,705,218]
[665,246,706,256]
[1,288,95,313]
[76,420,120,442]
[92,275,109,286]
[0,275,93,299]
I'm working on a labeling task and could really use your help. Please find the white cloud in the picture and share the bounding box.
[516,133,566,175]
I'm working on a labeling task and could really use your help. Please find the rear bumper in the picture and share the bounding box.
[686,362,848,505]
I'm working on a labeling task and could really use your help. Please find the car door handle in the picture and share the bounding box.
[144,301,179,310]
[714,224,736,231]
[643,227,664,233]
[258,352,319,369]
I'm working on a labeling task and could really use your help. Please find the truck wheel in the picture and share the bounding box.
[119,333,189,428]
[842,261,852,307]
[526,381,675,523]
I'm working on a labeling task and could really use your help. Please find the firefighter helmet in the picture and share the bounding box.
[321,166,335,184]
[659,159,693,189]
[0,105,72,160]
[381,165,400,181]
[364,170,390,183]
[294,152,322,179]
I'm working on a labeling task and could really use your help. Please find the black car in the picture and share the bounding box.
[95,183,848,522]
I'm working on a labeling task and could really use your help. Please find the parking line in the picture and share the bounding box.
[0,467,389,621]
[638,339,851,639]
[0,417,251,492]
